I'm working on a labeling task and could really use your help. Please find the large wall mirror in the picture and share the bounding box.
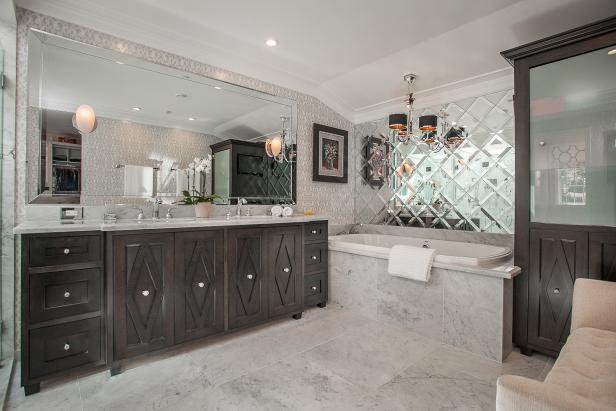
[26,29,297,205]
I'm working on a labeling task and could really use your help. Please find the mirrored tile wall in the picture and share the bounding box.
[354,89,515,233]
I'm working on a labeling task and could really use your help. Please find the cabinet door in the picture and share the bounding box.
[590,232,616,282]
[267,226,302,317]
[528,229,588,354]
[113,233,174,360]
[228,228,267,329]
[174,230,224,343]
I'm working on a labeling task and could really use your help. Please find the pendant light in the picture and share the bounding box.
[389,74,417,144]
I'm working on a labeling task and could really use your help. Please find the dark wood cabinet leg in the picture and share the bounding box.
[317,302,327,308]
[110,362,123,376]
[24,383,40,396]
[519,346,533,356]
[292,312,303,320]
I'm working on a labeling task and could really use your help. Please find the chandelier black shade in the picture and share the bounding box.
[388,113,408,130]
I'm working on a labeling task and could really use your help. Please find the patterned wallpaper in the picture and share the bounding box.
[354,89,515,234]
[15,8,354,224]
[80,116,221,205]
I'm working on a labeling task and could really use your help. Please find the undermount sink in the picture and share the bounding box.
[111,217,197,224]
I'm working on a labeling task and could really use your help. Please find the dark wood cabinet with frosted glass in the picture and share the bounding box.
[502,16,616,357]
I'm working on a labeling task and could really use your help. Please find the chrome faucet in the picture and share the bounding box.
[151,197,163,219]
[236,198,247,217]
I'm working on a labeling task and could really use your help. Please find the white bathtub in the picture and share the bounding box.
[328,233,512,267]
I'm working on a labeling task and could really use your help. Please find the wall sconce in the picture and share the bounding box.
[265,116,292,163]
[72,104,98,133]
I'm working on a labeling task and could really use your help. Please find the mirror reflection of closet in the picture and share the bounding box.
[38,109,82,204]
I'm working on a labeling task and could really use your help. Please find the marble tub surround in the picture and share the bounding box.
[351,223,514,249]
[329,250,514,362]
[6,306,552,411]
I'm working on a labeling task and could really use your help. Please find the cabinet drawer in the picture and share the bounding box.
[304,243,328,274]
[28,234,101,268]
[304,273,327,306]
[304,222,327,243]
[29,268,102,323]
[29,317,102,379]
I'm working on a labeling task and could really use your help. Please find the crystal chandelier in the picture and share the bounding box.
[388,74,467,151]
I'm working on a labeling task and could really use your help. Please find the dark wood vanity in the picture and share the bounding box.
[20,220,328,394]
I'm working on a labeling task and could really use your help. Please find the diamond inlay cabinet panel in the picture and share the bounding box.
[113,233,174,360]
[354,89,515,233]
[228,229,267,329]
[268,226,302,318]
[529,229,588,353]
[174,231,224,343]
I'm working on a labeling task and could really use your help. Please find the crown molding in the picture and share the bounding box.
[352,67,514,124]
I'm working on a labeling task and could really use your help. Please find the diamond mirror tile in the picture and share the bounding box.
[354,89,515,233]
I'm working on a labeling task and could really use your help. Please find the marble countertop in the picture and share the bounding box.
[14,215,328,234]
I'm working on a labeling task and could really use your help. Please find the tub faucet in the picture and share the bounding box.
[422,240,430,249]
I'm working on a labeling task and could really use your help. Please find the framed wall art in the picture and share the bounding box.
[312,123,348,183]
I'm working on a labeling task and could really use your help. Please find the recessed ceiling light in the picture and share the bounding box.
[214,86,222,90]
[132,107,141,111]
[188,117,196,121]
[608,49,616,55]
[115,61,125,65]
[175,93,188,98]
[266,39,278,47]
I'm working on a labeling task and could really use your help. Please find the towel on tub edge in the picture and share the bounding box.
[387,245,436,283]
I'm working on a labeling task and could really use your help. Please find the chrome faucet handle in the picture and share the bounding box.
[245,207,252,217]
[165,206,176,219]
[134,207,145,220]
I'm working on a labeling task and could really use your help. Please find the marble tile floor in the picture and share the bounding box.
[6,307,553,411]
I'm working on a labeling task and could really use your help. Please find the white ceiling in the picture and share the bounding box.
[17,0,616,122]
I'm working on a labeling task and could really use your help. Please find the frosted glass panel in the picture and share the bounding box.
[530,45,616,227]
[213,149,230,199]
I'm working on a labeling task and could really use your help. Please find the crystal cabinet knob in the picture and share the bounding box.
[63,343,70,351]
[311,286,317,291]
[246,274,254,280]
[553,288,560,294]
[142,290,150,296]
[283,267,290,273]
[311,255,318,260]
[311,230,318,234]
[197,282,205,288]
[64,291,71,298]
[64,248,70,254]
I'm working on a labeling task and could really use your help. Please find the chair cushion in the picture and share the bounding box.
[545,327,616,408]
